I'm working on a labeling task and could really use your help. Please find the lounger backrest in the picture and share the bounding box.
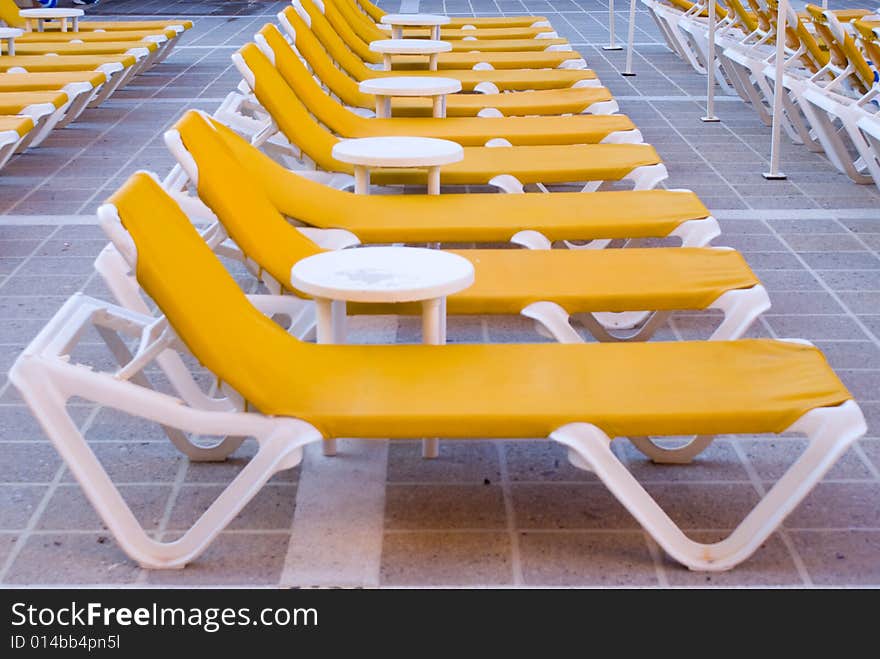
[235,42,347,172]
[819,8,875,92]
[318,0,379,63]
[173,110,322,289]
[257,23,359,134]
[0,0,24,29]
[279,7,370,108]
[291,1,372,77]
[330,0,383,40]
[181,111,356,229]
[804,4,848,69]
[106,172,307,414]
[356,0,384,22]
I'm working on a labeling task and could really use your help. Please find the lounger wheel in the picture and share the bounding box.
[169,434,247,462]
[628,435,716,464]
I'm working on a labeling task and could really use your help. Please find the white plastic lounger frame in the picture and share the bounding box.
[0,124,24,169]
[856,112,880,192]
[10,290,867,570]
[230,52,669,193]
[10,293,322,569]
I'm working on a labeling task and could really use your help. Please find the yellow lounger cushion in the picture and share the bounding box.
[110,173,852,440]
[280,10,605,115]
[284,5,595,91]
[0,90,67,112]
[355,0,546,29]
[15,29,176,43]
[365,143,660,186]
[387,87,612,117]
[0,114,34,136]
[260,22,627,145]
[398,26,554,40]
[0,71,106,91]
[384,51,581,70]
[317,0,573,66]
[0,55,137,72]
[11,41,159,56]
[177,112,747,319]
[196,111,707,243]
[331,0,554,41]
[240,43,658,185]
[367,248,759,316]
[310,108,637,145]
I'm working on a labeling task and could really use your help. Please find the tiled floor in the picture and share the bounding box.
[0,1,878,587]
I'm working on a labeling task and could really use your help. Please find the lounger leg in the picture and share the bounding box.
[315,298,347,457]
[551,400,866,571]
[12,353,322,569]
[421,297,445,459]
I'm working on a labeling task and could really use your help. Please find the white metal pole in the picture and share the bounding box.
[701,0,720,120]
[763,0,788,179]
[623,0,638,75]
[604,0,623,50]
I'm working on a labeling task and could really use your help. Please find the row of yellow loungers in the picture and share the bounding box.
[10,0,868,575]
[0,0,193,170]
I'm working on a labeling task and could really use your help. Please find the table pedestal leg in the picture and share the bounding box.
[428,54,438,71]
[72,17,79,32]
[8,40,13,56]
[60,18,68,33]
[432,95,446,118]
[383,54,392,70]
[354,165,370,195]
[374,96,391,118]
[37,19,45,32]
[392,26,402,39]
[315,298,347,457]
[431,25,441,40]
[427,166,441,195]
[421,297,445,459]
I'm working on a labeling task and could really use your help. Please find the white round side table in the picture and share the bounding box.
[0,27,23,56]
[291,246,475,458]
[359,76,462,118]
[20,8,84,33]
[369,38,452,71]
[380,13,451,40]
[331,136,463,195]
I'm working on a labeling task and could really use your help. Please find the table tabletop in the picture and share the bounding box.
[290,246,474,303]
[332,136,464,168]
[359,76,461,97]
[0,28,23,38]
[369,38,452,55]
[380,13,451,27]
[19,8,84,18]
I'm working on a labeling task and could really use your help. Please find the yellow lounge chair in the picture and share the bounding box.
[0,55,135,104]
[0,89,67,147]
[7,41,159,77]
[0,113,32,169]
[327,0,564,48]
[0,70,106,126]
[278,8,616,117]
[280,4,598,92]
[294,0,585,70]
[164,111,719,252]
[355,0,549,30]
[251,25,640,147]
[0,0,190,63]
[12,170,865,571]
[275,6,609,112]
[336,0,555,40]
[161,111,768,347]
[234,43,667,192]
